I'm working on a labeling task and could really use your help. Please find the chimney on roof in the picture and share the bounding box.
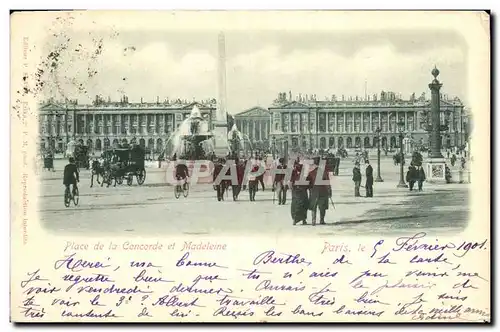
[157,96,159,104]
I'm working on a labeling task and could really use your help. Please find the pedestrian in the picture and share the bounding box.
[352,162,362,197]
[417,166,426,191]
[307,157,331,225]
[291,162,309,225]
[257,157,266,191]
[274,157,288,205]
[213,158,225,201]
[365,159,373,197]
[406,164,417,191]
[247,158,259,201]
[445,164,452,183]
[232,158,245,200]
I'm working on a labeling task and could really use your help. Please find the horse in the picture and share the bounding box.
[90,159,105,187]
[102,162,128,187]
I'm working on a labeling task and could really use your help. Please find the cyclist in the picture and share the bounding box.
[63,157,80,197]
[175,159,189,190]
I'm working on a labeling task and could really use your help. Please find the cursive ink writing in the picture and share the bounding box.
[175,252,227,269]
[54,253,111,272]
[61,308,120,318]
[253,250,312,266]
[170,278,232,295]
[255,279,305,292]
[77,284,152,294]
[62,273,114,291]
[354,291,390,305]
[410,253,451,264]
[371,279,436,295]
[349,270,387,285]
[133,269,173,283]
[217,294,283,306]
[308,283,336,306]
[213,306,254,319]
[405,269,449,278]
[152,295,203,308]
[20,269,47,288]
[393,233,456,253]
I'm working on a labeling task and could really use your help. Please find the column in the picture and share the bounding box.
[429,67,443,158]
[343,112,346,133]
[378,112,381,130]
[405,111,408,131]
[288,112,292,134]
[369,112,373,132]
[360,113,363,132]
[351,112,355,133]
[83,114,86,135]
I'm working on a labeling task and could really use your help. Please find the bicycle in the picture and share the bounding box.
[174,178,190,199]
[64,184,79,207]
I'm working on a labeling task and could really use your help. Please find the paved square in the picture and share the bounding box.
[37,157,469,236]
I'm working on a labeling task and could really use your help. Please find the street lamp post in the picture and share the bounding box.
[397,120,408,188]
[272,136,276,159]
[375,127,384,182]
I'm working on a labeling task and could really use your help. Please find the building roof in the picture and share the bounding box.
[269,98,464,110]
[38,100,216,112]
[234,106,270,118]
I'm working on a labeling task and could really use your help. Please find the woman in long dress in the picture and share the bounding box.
[290,162,309,225]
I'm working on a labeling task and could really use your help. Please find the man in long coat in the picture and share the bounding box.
[307,157,331,225]
[274,157,288,205]
[291,162,308,225]
[352,162,362,197]
[365,159,374,197]
[213,158,226,201]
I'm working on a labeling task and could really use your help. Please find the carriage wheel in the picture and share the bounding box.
[174,184,181,199]
[117,176,124,185]
[137,168,146,185]
[126,174,133,186]
[73,187,79,206]
[183,182,190,198]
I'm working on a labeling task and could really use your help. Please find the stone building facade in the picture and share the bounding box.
[267,92,466,153]
[38,98,216,155]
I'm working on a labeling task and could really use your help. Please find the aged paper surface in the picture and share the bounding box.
[10,11,490,322]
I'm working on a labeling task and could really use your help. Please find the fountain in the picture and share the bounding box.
[227,124,253,158]
[164,105,215,160]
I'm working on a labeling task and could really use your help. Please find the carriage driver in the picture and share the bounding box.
[63,157,80,195]
[175,159,189,190]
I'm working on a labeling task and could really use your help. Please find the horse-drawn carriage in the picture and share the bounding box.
[102,145,147,186]
[74,145,90,170]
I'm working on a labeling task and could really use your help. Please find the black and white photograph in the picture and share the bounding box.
[32,15,475,236]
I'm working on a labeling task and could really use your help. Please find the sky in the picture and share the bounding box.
[39,24,468,114]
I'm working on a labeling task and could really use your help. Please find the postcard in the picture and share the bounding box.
[10,10,490,322]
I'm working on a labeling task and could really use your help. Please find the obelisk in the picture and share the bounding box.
[425,66,446,183]
[213,31,229,157]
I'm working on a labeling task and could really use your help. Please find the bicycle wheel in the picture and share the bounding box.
[64,189,71,207]
[183,182,189,197]
[174,185,181,199]
[73,187,79,206]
